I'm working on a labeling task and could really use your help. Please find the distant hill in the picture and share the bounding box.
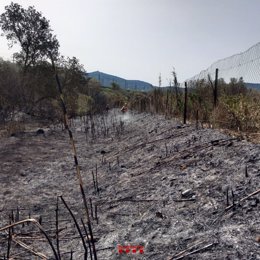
[245,83,260,90]
[88,71,154,92]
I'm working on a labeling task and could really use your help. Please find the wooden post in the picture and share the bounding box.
[214,68,218,108]
[183,82,188,124]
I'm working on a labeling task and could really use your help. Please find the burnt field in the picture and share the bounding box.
[0,110,259,259]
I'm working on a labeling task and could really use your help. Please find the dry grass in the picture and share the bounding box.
[0,121,26,138]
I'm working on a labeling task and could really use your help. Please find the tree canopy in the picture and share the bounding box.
[0,2,59,70]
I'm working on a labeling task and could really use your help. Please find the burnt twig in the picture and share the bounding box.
[12,236,47,259]
[171,242,216,260]
[60,196,88,259]
[81,218,93,260]
[56,197,61,260]
[0,219,59,260]
[225,188,260,211]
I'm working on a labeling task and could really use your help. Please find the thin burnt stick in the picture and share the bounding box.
[94,205,98,225]
[39,215,42,225]
[231,189,235,206]
[50,53,97,259]
[171,240,206,259]
[81,218,93,260]
[56,197,61,260]
[0,219,59,260]
[11,210,14,223]
[226,187,229,206]
[240,189,260,202]
[91,170,96,193]
[245,165,248,178]
[89,198,94,219]
[12,236,47,259]
[173,242,216,260]
[95,164,99,194]
[87,220,97,260]
[225,189,260,211]
[78,186,98,260]
[7,223,11,259]
[15,207,19,222]
[60,196,88,258]
[11,211,14,233]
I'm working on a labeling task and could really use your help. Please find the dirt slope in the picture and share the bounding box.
[0,110,259,259]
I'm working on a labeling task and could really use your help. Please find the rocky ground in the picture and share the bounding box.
[0,110,259,260]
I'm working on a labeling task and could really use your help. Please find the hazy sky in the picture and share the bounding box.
[0,0,260,86]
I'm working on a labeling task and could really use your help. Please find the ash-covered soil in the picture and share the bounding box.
[0,110,259,260]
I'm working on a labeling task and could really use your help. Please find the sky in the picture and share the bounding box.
[0,0,260,86]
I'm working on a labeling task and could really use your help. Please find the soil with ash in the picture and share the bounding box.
[0,110,259,260]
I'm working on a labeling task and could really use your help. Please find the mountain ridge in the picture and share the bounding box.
[88,71,154,91]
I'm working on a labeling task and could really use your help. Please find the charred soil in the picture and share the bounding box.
[0,110,259,259]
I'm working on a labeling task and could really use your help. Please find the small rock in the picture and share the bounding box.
[181,189,195,198]
[36,129,44,135]
[249,198,259,207]
[155,212,164,219]
[179,164,186,170]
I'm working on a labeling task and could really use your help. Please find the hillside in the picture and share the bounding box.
[88,71,154,91]
[246,83,260,90]
[0,110,259,259]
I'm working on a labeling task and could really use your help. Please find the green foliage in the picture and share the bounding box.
[77,94,93,116]
[0,60,21,116]
[0,2,59,70]
[111,82,121,90]
[129,92,150,112]
[218,93,260,131]
[0,2,61,120]
[127,75,260,134]
[0,2,258,135]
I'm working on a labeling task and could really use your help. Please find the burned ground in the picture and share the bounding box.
[0,110,259,259]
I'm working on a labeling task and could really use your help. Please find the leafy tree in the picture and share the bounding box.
[0,59,21,121]
[57,56,87,94]
[0,2,62,117]
[0,2,59,71]
[54,56,88,116]
[111,82,121,90]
